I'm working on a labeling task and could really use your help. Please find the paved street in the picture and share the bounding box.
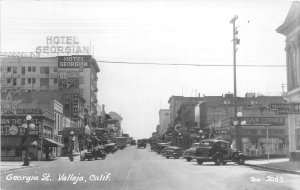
[1,145,299,190]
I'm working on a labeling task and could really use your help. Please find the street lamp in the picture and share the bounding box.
[23,115,35,166]
[69,130,75,162]
[232,112,246,152]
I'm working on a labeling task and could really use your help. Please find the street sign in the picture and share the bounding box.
[214,128,229,134]
[270,103,300,114]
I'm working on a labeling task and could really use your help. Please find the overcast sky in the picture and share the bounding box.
[1,0,293,139]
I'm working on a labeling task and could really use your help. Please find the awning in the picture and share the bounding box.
[43,138,64,147]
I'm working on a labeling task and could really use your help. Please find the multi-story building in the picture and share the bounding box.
[158,109,170,135]
[0,55,100,128]
[277,1,300,161]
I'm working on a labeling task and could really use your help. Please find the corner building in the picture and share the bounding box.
[277,2,300,161]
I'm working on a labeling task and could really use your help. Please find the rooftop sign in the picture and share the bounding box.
[36,36,90,55]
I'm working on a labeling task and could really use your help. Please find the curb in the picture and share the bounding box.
[244,163,300,175]
[0,165,39,173]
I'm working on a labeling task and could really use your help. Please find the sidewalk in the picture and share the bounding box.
[245,158,300,175]
[0,153,84,173]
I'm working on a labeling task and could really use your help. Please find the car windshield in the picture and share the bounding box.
[192,143,199,148]
[199,141,213,147]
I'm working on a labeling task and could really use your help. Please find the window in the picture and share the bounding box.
[21,78,25,86]
[7,67,11,72]
[28,67,31,72]
[53,67,58,72]
[12,78,17,86]
[22,67,25,74]
[54,78,58,84]
[40,67,49,74]
[165,112,169,116]
[7,78,11,83]
[40,78,49,87]
[32,78,36,84]
[13,67,17,74]
[289,50,298,90]
[28,78,31,84]
[32,67,36,72]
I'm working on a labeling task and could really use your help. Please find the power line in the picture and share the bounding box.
[97,60,285,67]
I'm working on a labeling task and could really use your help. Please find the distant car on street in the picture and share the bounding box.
[137,139,147,149]
[130,139,136,145]
[191,139,245,165]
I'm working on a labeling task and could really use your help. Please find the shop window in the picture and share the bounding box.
[295,128,300,150]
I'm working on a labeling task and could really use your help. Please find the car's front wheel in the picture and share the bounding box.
[197,159,203,165]
[186,158,192,162]
[214,155,223,165]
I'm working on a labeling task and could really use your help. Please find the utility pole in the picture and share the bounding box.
[230,15,242,152]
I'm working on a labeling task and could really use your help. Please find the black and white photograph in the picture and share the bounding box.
[0,0,300,189]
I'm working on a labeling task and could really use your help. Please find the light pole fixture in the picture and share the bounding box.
[232,112,246,152]
[23,115,33,166]
[69,130,74,162]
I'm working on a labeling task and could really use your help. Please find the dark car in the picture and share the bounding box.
[103,143,118,154]
[130,139,136,145]
[182,143,200,162]
[155,143,170,154]
[165,146,182,159]
[191,139,245,165]
[137,139,147,149]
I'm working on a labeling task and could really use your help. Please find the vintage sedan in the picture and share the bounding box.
[182,143,200,162]
[165,146,182,159]
[191,139,245,165]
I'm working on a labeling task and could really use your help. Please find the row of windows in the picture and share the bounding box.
[5,66,58,74]
[5,78,57,87]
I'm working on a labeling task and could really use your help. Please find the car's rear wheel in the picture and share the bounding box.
[222,161,227,165]
[166,156,169,159]
[186,158,192,162]
[215,156,223,165]
[197,159,203,165]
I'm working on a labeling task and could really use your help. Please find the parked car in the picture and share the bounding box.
[137,139,147,149]
[80,146,107,161]
[130,139,136,145]
[165,146,183,159]
[155,143,170,154]
[182,143,200,162]
[102,143,118,154]
[191,139,245,165]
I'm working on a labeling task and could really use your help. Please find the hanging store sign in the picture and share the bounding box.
[72,93,79,117]
[58,56,91,68]
[214,128,229,134]
[36,36,90,54]
[269,103,300,114]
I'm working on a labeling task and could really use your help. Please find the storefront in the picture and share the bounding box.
[1,109,63,161]
[216,116,288,157]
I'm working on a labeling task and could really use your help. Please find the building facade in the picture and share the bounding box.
[0,55,100,129]
[158,109,170,135]
[277,1,300,161]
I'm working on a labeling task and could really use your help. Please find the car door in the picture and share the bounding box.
[219,142,231,159]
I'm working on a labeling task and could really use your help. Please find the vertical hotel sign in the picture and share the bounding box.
[73,93,79,118]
